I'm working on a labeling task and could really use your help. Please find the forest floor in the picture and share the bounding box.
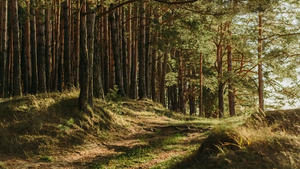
[0,91,299,169]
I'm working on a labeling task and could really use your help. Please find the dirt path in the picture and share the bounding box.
[0,112,211,169]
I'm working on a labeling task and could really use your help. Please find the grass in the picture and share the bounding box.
[172,110,300,169]
[0,91,299,169]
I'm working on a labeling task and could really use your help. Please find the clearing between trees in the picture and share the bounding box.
[0,91,299,169]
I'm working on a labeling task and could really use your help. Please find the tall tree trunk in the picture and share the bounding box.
[216,25,224,117]
[74,0,80,88]
[30,0,38,94]
[45,1,51,92]
[103,7,109,95]
[0,0,8,98]
[145,6,151,98]
[189,70,196,115]
[79,0,89,111]
[178,51,186,114]
[199,53,203,116]
[25,1,31,94]
[51,2,56,91]
[122,7,128,96]
[151,32,157,101]
[227,23,235,116]
[160,51,168,106]
[63,0,72,90]
[58,5,64,92]
[130,4,138,99]
[12,0,22,96]
[109,6,125,96]
[138,0,146,99]
[94,13,104,99]
[87,3,95,107]
[37,0,47,93]
[126,4,132,94]
[258,12,264,111]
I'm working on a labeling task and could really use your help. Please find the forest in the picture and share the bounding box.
[0,0,300,168]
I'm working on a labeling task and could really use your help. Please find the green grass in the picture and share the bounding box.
[92,133,188,169]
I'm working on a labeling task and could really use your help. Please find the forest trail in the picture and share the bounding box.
[0,105,217,169]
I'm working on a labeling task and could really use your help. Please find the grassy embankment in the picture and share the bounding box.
[0,91,299,169]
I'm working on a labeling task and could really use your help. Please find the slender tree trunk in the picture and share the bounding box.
[51,2,56,91]
[178,51,186,114]
[74,0,80,88]
[127,4,131,93]
[79,0,89,111]
[30,0,38,94]
[12,0,21,96]
[94,13,104,99]
[45,2,51,92]
[109,6,125,96]
[37,0,47,93]
[158,52,162,102]
[160,51,168,106]
[199,53,203,116]
[58,5,64,92]
[189,70,196,115]
[258,12,264,111]
[0,0,8,98]
[87,3,95,107]
[122,7,128,96]
[63,0,72,90]
[103,7,109,95]
[151,32,157,101]
[130,4,138,99]
[138,0,147,99]
[227,23,235,116]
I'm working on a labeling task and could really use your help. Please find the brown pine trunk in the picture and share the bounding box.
[45,2,51,92]
[109,6,125,96]
[122,7,128,96]
[199,53,203,116]
[0,0,8,97]
[79,0,89,111]
[258,12,264,111]
[138,0,146,99]
[58,4,64,92]
[94,12,104,99]
[151,32,157,101]
[52,2,56,91]
[130,4,138,99]
[87,3,95,107]
[103,7,109,95]
[178,51,186,114]
[127,5,132,93]
[158,52,162,102]
[160,51,168,106]
[216,25,224,118]
[227,23,235,116]
[12,0,22,96]
[63,0,72,90]
[37,0,47,93]
[30,0,38,94]
[74,0,80,88]
[189,70,196,115]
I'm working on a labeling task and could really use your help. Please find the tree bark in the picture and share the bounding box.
[103,7,110,95]
[45,1,52,92]
[258,12,264,111]
[37,0,47,93]
[0,0,8,98]
[151,32,157,101]
[30,0,38,94]
[130,4,138,99]
[12,0,22,96]
[109,6,125,96]
[199,53,203,116]
[74,0,80,88]
[94,13,104,99]
[122,7,128,96]
[87,3,95,107]
[227,23,235,116]
[79,0,89,111]
[63,0,72,90]
[138,0,147,99]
